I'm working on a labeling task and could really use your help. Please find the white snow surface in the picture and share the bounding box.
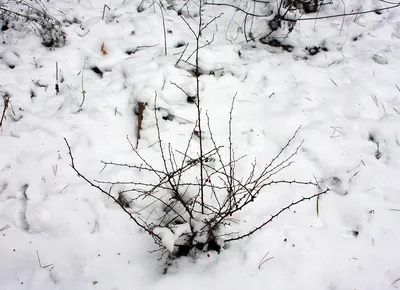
[1,0,400,289]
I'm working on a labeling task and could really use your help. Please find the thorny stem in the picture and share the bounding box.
[224,189,329,242]
[228,94,237,211]
[63,138,163,246]
[196,0,205,214]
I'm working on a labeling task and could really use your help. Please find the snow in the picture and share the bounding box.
[154,223,191,252]
[1,0,400,289]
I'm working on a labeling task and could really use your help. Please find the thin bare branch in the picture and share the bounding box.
[63,138,163,245]
[225,189,329,242]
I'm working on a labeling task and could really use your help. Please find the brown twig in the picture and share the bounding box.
[136,102,145,149]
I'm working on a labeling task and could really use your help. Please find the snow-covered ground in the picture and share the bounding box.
[1,0,400,289]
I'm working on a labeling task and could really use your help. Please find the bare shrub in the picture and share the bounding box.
[64,1,328,268]
[0,0,66,47]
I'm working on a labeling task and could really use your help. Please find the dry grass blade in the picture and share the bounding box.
[36,250,54,269]
[0,94,10,130]
[258,252,274,269]
[0,224,11,232]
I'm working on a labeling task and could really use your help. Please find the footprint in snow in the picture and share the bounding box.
[372,54,388,65]
[392,22,400,39]
[0,49,21,69]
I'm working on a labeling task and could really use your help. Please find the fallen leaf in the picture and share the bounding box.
[101,43,108,55]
